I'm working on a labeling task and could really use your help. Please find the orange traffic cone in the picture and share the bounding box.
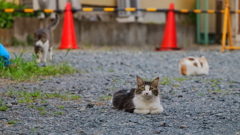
[59,2,79,49]
[155,3,182,51]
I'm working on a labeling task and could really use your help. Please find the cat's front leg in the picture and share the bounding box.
[150,105,164,114]
[42,49,48,63]
[134,109,150,114]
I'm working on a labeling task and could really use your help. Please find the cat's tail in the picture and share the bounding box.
[47,14,59,31]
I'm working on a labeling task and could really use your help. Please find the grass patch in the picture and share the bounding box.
[37,107,45,111]
[160,77,172,85]
[40,111,47,115]
[58,106,64,109]
[0,52,75,82]
[0,104,7,111]
[174,77,188,82]
[108,69,115,72]
[8,121,16,124]
[28,105,35,108]
[56,111,63,115]
[4,90,81,105]
[99,95,112,101]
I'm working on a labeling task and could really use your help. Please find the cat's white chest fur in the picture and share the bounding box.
[133,95,164,114]
[35,40,52,63]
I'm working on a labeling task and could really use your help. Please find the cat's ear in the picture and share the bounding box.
[201,56,206,59]
[152,77,159,87]
[136,76,144,86]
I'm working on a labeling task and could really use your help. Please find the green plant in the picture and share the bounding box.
[28,105,34,108]
[58,106,64,109]
[70,95,81,100]
[0,104,7,111]
[214,89,222,92]
[8,121,16,124]
[0,52,76,82]
[174,77,187,82]
[108,69,115,72]
[11,37,25,46]
[56,111,63,115]
[31,128,36,132]
[99,95,112,101]
[160,77,172,85]
[40,100,47,103]
[40,111,47,115]
[199,93,204,97]
[27,34,34,46]
[37,107,45,111]
[0,1,40,29]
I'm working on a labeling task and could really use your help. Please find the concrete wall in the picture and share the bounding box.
[11,17,195,49]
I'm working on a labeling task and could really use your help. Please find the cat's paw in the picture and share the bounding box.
[36,59,41,63]
[134,109,150,114]
[151,105,164,114]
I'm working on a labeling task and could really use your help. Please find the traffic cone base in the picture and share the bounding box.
[155,3,182,51]
[59,2,79,49]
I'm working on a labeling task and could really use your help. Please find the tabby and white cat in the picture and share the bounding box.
[34,14,59,63]
[112,76,164,114]
[179,56,209,76]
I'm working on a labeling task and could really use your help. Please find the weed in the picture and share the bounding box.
[0,104,7,111]
[56,111,63,115]
[199,93,204,96]
[29,90,41,98]
[214,89,222,92]
[8,121,16,124]
[70,95,81,100]
[112,78,118,82]
[40,100,47,103]
[172,85,180,88]
[109,86,115,90]
[28,105,35,108]
[160,77,172,85]
[18,99,26,103]
[40,111,47,115]
[0,52,75,82]
[58,106,64,109]
[99,95,112,101]
[109,69,115,72]
[174,77,187,82]
[31,128,36,132]
[37,107,45,111]
[212,84,217,87]
[50,112,55,116]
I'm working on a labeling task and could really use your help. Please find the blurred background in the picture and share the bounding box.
[0,0,239,50]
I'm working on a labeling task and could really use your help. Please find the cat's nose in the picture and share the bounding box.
[145,93,149,95]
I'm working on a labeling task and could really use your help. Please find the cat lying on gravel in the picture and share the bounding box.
[179,56,209,76]
[112,76,164,114]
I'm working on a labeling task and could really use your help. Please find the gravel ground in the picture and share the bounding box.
[0,49,240,135]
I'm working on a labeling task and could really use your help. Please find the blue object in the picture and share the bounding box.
[0,43,11,67]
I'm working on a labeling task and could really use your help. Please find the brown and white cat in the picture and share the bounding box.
[179,56,209,76]
[34,14,59,63]
[112,76,164,114]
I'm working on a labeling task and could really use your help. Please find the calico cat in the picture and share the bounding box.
[34,14,59,63]
[179,56,209,76]
[112,76,164,114]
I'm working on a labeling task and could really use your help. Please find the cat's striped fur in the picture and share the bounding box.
[112,76,164,114]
